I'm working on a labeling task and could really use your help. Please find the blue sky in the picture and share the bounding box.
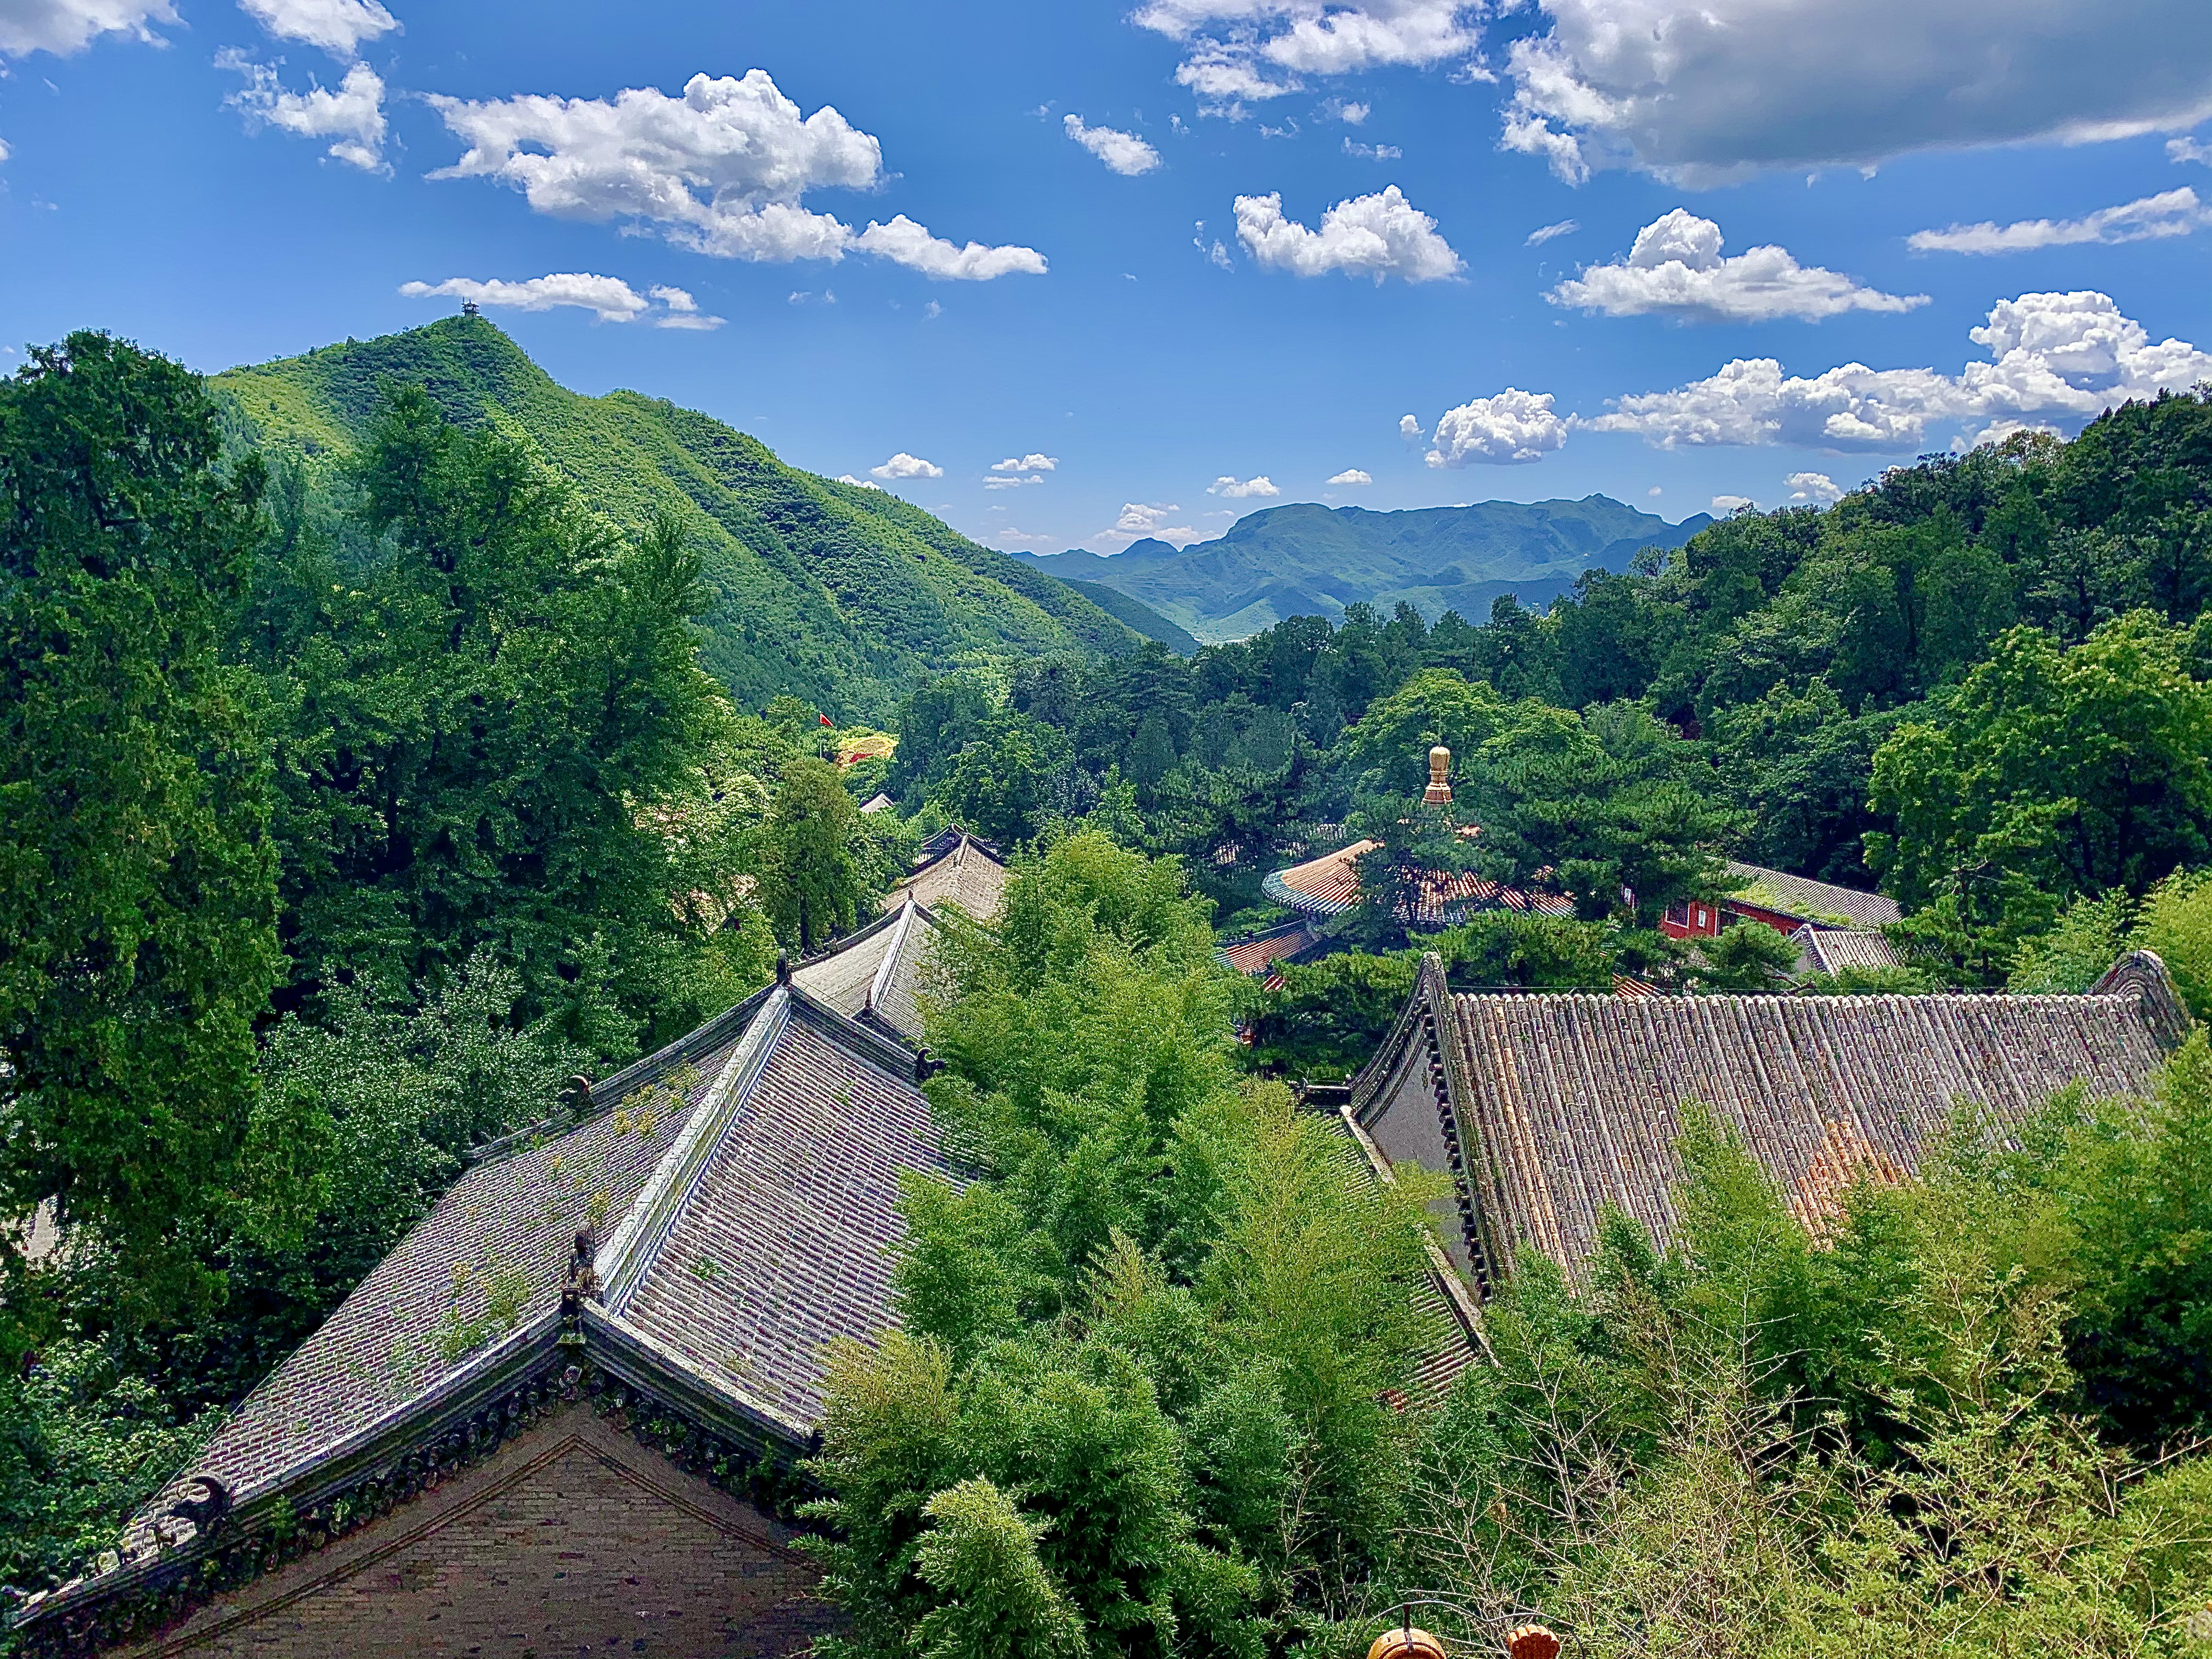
[3,0,2209,554]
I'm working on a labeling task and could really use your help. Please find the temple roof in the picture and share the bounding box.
[890,830,1008,922]
[1725,860,1901,929]
[1262,839,1575,926]
[1791,925,1903,978]
[54,973,958,1623]
[790,898,942,1045]
[1216,919,1319,977]
[1351,952,2189,1290]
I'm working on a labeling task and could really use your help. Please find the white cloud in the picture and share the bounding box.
[1908,187,2210,253]
[2174,136,2212,165]
[1328,467,1373,484]
[0,0,173,58]
[1342,136,1403,160]
[1209,474,1281,497]
[1234,185,1461,282]
[1399,414,1424,439]
[991,453,1058,472]
[1093,502,1200,549]
[238,0,395,57]
[835,473,884,489]
[1332,99,1370,125]
[1526,217,1578,245]
[0,138,9,162]
[983,473,1045,489]
[1064,114,1161,176]
[427,70,1045,278]
[1550,208,1927,322]
[1646,485,1662,496]
[399,272,723,329]
[871,452,944,480]
[1785,471,1843,504]
[1582,290,2212,453]
[223,54,387,171]
[851,215,1048,280]
[1425,387,1570,466]
[1711,494,1755,513]
[1134,0,1483,112]
[1502,0,2212,185]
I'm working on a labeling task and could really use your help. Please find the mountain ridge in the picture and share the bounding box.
[1019,496,1714,641]
[211,317,1143,722]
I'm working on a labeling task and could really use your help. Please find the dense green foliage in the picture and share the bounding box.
[214,317,1142,722]
[808,835,1454,1654]
[0,334,283,1307]
[0,334,914,1593]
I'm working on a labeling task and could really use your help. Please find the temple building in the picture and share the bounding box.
[1341,951,2191,1293]
[13,913,964,1659]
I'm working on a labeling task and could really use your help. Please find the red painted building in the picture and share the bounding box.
[1662,860,1902,941]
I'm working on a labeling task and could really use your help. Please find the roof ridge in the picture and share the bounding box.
[599,988,792,1312]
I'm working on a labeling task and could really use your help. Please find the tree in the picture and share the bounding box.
[1465,701,1734,928]
[1689,921,1799,992]
[932,710,1084,847]
[249,387,719,1051]
[754,757,866,953]
[0,333,282,1295]
[1868,612,2212,964]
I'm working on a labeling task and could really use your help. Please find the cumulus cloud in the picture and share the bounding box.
[871,452,944,481]
[2175,136,2212,165]
[399,272,723,328]
[1502,0,2212,185]
[1785,471,1843,503]
[992,453,1058,472]
[1209,474,1281,497]
[427,70,1045,278]
[1550,208,1927,323]
[1908,187,2210,253]
[1399,414,1424,439]
[1582,290,2212,452]
[0,0,173,59]
[223,54,387,171]
[1330,99,1370,124]
[983,473,1045,489]
[238,0,396,57]
[835,473,884,489]
[1064,114,1161,176]
[1711,494,1755,513]
[1133,0,1483,111]
[1342,137,1402,160]
[1328,467,1373,484]
[1526,218,1578,245]
[1426,389,1570,466]
[1234,185,1461,282]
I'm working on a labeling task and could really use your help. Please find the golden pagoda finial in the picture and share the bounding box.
[1424,744,1453,805]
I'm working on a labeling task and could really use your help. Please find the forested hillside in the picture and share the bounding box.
[213,317,1141,721]
[1020,495,1711,640]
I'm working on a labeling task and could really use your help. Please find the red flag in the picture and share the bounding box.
[819,713,833,726]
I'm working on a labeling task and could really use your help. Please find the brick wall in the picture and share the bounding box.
[118,1404,838,1659]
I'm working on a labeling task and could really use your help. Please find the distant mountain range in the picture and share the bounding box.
[211,318,1143,723]
[1017,498,1714,643]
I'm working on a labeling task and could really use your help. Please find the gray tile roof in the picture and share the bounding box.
[1724,860,1901,928]
[109,979,958,1565]
[1792,926,1904,978]
[891,832,1008,922]
[790,899,940,1046]
[1356,953,2186,1290]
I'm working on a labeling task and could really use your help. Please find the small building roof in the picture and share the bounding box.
[1262,839,1574,926]
[1216,919,1319,977]
[1348,952,2189,1291]
[859,791,894,815]
[1792,925,1903,978]
[1725,860,1901,929]
[890,830,1009,922]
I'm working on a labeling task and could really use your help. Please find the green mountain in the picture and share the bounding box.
[1018,496,1714,642]
[212,317,1142,722]
[1055,579,1202,655]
